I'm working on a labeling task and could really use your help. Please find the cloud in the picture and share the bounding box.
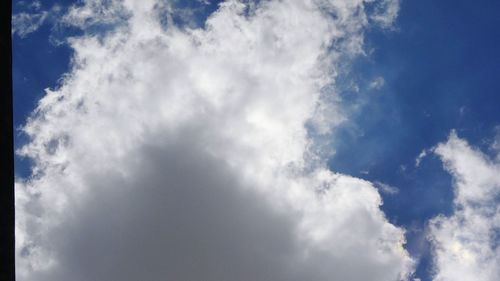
[428,130,500,281]
[12,3,67,39]
[369,76,385,90]
[61,0,131,30]
[12,11,49,38]
[15,1,413,281]
[367,0,400,28]
[374,181,399,195]
[415,149,428,167]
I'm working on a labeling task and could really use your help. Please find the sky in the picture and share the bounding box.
[11,1,500,281]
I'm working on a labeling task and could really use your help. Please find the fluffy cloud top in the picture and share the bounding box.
[15,1,414,281]
[429,131,500,281]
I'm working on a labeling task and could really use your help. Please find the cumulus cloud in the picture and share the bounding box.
[15,1,413,281]
[429,130,500,281]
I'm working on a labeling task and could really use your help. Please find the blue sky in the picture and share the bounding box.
[329,1,500,278]
[12,1,500,281]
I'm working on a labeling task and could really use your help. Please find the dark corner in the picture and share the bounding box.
[0,0,14,281]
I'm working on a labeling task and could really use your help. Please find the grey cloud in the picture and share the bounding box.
[37,138,298,281]
[23,131,396,281]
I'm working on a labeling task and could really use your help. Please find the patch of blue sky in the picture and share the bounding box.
[329,0,500,280]
[13,1,78,178]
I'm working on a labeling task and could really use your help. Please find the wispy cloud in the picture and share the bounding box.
[415,149,429,167]
[12,11,48,38]
[369,76,385,90]
[375,181,400,195]
[12,3,67,39]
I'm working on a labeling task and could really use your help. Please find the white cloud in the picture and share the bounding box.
[15,1,413,281]
[375,181,399,195]
[369,76,385,90]
[12,4,68,39]
[415,149,428,167]
[368,0,400,29]
[12,11,48,38]
[428,130,500,281]
[61,0,130,29]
